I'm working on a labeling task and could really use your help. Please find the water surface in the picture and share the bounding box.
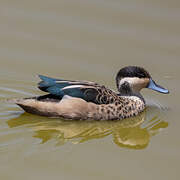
[0,0,179,179]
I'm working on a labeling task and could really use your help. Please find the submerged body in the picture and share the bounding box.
[12,66,169,120]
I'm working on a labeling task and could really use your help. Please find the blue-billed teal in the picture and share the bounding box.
[12,66,169,120]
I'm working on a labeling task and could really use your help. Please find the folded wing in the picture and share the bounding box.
[38,75,102,104]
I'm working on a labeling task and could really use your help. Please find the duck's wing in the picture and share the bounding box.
[38,75,110,104]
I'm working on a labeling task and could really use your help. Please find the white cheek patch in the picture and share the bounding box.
[119,77,140,86]
[119,77,149,91]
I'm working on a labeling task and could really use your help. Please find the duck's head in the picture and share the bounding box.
[116,66,169,95]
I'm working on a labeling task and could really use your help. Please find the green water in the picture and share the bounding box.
[0,0,179,179]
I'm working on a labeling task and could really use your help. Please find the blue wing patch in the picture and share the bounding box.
[38,75,71,96]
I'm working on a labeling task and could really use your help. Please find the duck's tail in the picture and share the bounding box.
[6,95,91,119]
[7,97,57,117]
[6,97,39,114]
[5,98,25,104]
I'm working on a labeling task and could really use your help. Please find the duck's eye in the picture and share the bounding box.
[119,81,131,94]
[121,81,130,88]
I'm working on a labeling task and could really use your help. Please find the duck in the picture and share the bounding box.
[12,66,169,120]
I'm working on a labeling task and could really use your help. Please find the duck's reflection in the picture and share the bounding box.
[7,109,168,149]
